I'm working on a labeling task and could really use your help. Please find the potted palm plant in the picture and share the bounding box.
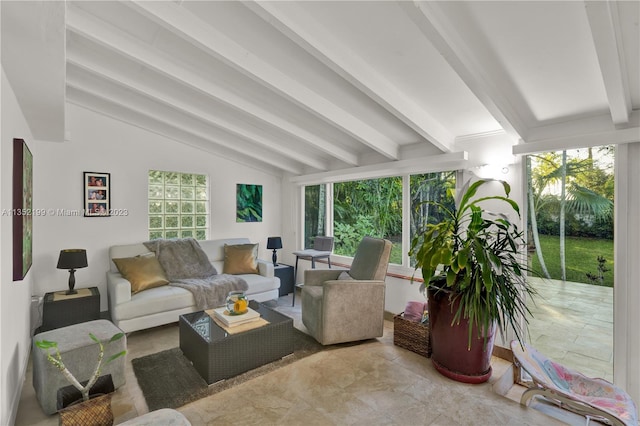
[410,178,535,383]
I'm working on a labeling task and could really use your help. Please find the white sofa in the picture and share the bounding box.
[107,238,280,333]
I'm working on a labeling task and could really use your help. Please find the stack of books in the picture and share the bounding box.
[212,307,261,327]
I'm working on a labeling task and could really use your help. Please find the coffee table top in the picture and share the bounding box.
[179,300,292,344]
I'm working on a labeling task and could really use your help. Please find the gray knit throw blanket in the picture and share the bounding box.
[143,238,248,310]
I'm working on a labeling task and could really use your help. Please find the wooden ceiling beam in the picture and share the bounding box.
[400,1,528,142]
[125,1,399,160]
[66,5,359,166]
[585,1,632,125]
[66,77,305,174]
[245,1,454,153]
[66,53,329,171]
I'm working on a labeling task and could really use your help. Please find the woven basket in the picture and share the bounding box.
[393,312,431,358]
[58,393,113,426]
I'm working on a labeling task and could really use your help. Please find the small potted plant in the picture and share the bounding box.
[35,332,126,425]
[410,178,535,383]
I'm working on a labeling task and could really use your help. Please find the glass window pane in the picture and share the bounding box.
[181,230,194,238]
[195,188,207,200]
[304,185,325,249]
[165,172,179,185]
[196,202,207,214]
[180,174,194,185]
[181,201,194,214]
[196,215,207,227]
[149,231,163,240]
[195,175,207,187]
[149,170,163,184]
[181,216,194,228]
[195,230,207,240]
[149,216,162,229]
[165,230,179,239]
[148,185,163,199]
[165,201,179,214]
[409,171,456,267]
[333,177,402,261]
[165,216,179,228]
[149,201,162,214]
[181,187,195,200]
[165,186,180,199]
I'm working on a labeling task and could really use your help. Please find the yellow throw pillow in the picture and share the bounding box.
[223,243,259,275]
[113,255,169,294]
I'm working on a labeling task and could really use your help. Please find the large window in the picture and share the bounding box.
[305,170,456,267]
[148,170,209,240]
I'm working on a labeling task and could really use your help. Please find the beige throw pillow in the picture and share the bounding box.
[113,255,169,294]
[223,243,259,275]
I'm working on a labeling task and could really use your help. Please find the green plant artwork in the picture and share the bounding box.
[236,184,263,222]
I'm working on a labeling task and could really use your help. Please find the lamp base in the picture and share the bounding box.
[65,289,78,295]
[272,249,278,266]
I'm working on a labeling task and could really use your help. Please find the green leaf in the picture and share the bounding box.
[35,340,57,350]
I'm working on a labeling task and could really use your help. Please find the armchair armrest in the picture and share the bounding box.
[106,271,132,307]
[304,269,345,286]
[257,259,274,278]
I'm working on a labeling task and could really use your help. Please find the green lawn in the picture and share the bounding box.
[529,234,614,287]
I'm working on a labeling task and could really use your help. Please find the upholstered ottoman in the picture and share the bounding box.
[32,319,126,415]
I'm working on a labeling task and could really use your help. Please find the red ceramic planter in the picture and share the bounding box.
[427,287,496,384]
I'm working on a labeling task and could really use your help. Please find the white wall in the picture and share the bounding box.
[1,68,36,426]
[28,104,283,311]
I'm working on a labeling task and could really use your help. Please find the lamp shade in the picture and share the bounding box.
[57,249,88,270]
[266,237,283,250]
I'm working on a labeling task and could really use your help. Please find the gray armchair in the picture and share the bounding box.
[301,236,392,345]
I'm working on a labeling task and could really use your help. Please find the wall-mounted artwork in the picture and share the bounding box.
[84,172,111,217]
[236,184,262,222]
[13,138,33,281]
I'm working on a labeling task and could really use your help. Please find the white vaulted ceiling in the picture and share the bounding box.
[2,1,639,177]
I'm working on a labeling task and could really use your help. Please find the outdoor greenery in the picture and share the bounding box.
[529,234,614,287]
[528,146,614,284]
[333,177,402,257]
[330,172,455,262]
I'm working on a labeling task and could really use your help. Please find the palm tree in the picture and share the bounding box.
[528,151,613,281]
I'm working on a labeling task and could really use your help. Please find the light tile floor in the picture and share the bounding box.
[16,292,564,425]
[527,277,613,382]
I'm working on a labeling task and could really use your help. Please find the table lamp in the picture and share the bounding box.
[266,237,283,266]
[57,249,88,295]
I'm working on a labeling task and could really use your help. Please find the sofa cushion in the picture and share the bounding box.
[223,243,259,274]
[113,255,169,294]
[240,273,279,294]
[112,285,194,321]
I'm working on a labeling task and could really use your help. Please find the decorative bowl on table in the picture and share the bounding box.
[226,291,248,315]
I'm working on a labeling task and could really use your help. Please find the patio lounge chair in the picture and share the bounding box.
[511,340,638,426]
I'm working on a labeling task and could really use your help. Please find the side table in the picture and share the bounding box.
[41,287,100,332]
[274,264,294,297]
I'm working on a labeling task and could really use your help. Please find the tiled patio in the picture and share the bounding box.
[527,277,614,382]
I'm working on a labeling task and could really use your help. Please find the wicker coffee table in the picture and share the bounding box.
[179,300,294,384]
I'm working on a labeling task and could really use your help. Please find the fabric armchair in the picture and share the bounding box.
[301,236,393,345]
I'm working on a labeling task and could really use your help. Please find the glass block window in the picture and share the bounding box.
[148,170,209,240]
